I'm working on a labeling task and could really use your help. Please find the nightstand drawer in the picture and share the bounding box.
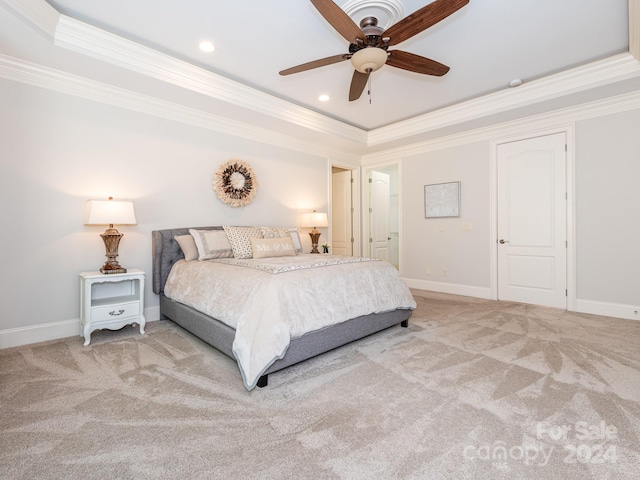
[92,301,140,323]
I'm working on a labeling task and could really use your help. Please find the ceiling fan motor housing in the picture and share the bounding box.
[360,16,387,47]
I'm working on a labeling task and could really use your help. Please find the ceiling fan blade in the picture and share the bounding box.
[386,50,449,76]
[349,70,369,101]
[279,54,350,75]
[385,0,469,46]
[311,0,365,43]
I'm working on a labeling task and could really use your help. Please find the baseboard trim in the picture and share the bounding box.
[404,280,640,322]
[575,299,640,321]
[3,299,635,349]
[403,278,493,300]
[0,319,81,349]
[0,305,160,349]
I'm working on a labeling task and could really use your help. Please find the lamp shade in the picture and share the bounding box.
[85,199,137,226]
[300,211,329,229]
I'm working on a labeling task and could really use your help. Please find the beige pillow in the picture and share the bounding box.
[223,226,261,259]
[250,237,297,259]
[189,229,233,260]
[259,226,303,253]
[175,235,199,261]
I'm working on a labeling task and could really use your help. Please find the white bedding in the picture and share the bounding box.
[164,254,416,390]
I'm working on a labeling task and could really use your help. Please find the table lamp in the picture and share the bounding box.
[300,210,329,254]
[85,197,137,274]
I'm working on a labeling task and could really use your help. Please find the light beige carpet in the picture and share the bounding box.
[1,290,639,479]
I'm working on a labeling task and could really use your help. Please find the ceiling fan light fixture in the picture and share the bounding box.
[351,47,387,73]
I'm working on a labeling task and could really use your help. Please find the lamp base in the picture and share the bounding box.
[309,232,321,254]
[100,264,127,275]
[99,228,127,274]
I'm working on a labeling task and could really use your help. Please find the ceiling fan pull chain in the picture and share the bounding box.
[368,73,372,104]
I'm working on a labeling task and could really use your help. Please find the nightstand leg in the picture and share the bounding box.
[83,324,92,346]
[138,314,146,335]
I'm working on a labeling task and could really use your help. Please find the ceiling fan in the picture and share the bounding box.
[279,0,469,101]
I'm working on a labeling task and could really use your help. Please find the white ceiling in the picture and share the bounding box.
[42,0,630,132]
[1,0,637,159]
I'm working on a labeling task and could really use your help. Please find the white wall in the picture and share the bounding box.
[402,141,492,298]
[398,108,640,319]
[575,109,640,311]
[3,77,640,349]
[0,78,329,346]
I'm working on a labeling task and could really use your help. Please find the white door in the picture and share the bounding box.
[331,170,352,256]
[370,171,390,261]
[497,133,567,308]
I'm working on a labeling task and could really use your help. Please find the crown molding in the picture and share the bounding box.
[0,54,361,164]
[2,47,638,168]
[362,89,640,164]
[52,15,368,146]
[367,53,640,147]
[0,0,59,39]
[3,0,639,158]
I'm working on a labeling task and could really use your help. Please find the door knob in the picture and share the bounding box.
[499,239,509,244]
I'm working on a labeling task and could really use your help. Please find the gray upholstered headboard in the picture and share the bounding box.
[152,226,223,294]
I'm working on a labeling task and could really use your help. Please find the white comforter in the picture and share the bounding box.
[164,254,416,390]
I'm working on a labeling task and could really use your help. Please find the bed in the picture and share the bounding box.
[152,226,415,390]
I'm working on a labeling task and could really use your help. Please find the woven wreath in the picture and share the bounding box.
[213,159,258,207]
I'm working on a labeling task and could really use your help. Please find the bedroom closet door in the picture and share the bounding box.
[497,132,567,308]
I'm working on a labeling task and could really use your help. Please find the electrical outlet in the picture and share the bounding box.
[425,266,432,275]
[462,222,474,231]
[439,224,445,232]
[442,268,448,277]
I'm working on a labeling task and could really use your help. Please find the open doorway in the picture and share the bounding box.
[363,164,400,270]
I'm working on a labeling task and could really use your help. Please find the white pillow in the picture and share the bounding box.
[223,226,261,259]
[189,229,233,260]
[250,237,297,259]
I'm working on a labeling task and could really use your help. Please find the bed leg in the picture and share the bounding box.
[401,320,409,328]
[257,374,268,388]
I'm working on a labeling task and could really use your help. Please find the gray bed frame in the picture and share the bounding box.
[152,227,411,387]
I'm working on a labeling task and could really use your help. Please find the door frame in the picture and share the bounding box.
[489,125,576,311]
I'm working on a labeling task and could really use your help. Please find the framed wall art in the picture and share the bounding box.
[424,181,460,218]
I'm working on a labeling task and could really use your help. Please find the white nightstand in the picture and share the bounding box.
[80,269,146,346]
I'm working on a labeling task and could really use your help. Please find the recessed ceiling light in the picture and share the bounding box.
[509,78,523,88]
[199,41,215,53]
[319,94,330,102]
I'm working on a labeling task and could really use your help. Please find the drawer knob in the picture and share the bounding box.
[109,309,125,316]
